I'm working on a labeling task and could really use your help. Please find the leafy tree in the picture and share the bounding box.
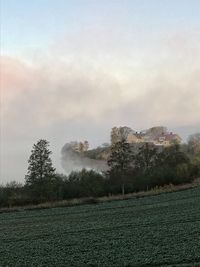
[190,156,200,178]
[0,181,24,207]
[25,139,55,185]
[157,144,189,168]
[135,143,157,174]
[153,144,190,185]
[25,139,56,201]
[107,139,133,195]
[188,133,200,156]
[175,163,190,183]
[65,169,104,198]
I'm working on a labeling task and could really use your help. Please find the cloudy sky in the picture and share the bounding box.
[1,0,200,183]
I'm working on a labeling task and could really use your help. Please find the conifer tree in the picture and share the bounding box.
[25,139,55,186]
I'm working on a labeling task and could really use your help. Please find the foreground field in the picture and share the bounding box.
[1,187,200,267]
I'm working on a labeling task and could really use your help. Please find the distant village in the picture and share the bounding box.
[111,126,181,147]
[68,126,182,155]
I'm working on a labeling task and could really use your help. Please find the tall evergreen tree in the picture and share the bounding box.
[25,139,56,186]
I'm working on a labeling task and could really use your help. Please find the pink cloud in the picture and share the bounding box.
[1,56,32,91]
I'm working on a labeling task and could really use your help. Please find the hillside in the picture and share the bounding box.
[60,126,182,173]
[1,187,200,266]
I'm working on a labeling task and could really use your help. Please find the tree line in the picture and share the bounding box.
[1,134,200,208]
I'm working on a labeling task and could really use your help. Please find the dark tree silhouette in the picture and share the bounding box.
[156,144,189,168]
[135,143,157,173]
[107,139,133,195]
[25,139,56,186]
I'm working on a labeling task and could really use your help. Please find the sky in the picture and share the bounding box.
[1,0,200,183]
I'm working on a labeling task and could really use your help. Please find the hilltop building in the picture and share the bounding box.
[111,126,181,147]
[70,141,89,153]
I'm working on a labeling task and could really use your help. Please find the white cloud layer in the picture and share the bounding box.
[1,29,200,182]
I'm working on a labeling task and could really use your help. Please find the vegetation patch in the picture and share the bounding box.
[1,187,200,267]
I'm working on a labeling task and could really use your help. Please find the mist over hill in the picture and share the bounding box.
[60,125,182,173]
[61,143,108,174]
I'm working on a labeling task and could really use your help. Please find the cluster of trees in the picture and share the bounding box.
[1,134,200,208]
[107,139,199,195]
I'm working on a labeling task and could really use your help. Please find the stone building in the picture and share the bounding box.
[111,126,181,147]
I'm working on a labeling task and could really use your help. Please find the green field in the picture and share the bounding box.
[1,187,200,267]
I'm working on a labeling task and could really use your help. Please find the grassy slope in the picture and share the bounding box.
[1,179,200,213]
[0,187,200,267]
